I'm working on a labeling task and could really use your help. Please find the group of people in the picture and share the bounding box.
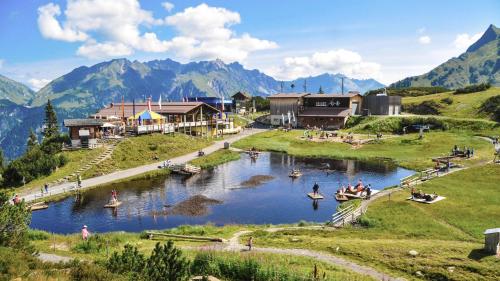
[336,179,372,198]
[451,145,474,158]
[411,187,438,202]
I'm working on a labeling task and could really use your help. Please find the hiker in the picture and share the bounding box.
[312,182,320,195]
[44,183,49,194]
[12,194,21,205]
[81,225,89,241]
[247,236,253,251]
[77,174,82,188]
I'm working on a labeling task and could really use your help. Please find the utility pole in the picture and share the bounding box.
[341,77,344,95]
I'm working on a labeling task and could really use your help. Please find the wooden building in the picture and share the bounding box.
[484,228,500,255]
[232,91,252,113]
[268,92,362,129]
[64,119,106,148]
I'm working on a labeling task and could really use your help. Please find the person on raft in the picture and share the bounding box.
[110,190,118,203]
[312,182,320,195]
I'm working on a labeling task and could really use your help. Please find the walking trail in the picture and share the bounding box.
[21,128,266,203]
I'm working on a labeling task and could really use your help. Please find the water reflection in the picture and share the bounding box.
[30,152,413,234]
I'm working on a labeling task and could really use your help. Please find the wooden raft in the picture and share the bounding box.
[307,193,324,200]
[104,201,122,208]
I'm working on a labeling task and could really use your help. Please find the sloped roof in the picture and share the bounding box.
[305,93,361,98]
[92,102,219,117]
[298,107,351,117]
[64,119,105,127]
[268,93,310,98]
[232,91,251,99]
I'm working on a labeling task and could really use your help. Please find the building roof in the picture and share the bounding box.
[232,91,251,99]
[64,119,105,127]
[484,228,500,235]
[268,93,310,99]
[299,107,351,117]
[91,102,219,118]
[305,93,361,98]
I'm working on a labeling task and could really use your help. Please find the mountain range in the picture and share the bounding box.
[0,59,383,159]
[391,24,500,89]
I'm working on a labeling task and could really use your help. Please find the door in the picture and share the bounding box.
[351,102,359,115]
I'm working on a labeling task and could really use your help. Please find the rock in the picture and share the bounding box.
[409,250,418,256]
[415,271,424,277]
[447,266,455,273]
[289,237,301,242]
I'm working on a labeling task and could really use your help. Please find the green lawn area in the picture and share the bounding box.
[243,164,500,280]
[402,87,500,120]
[232,130,495,170]
[189,149,241,169]
[15,147,105,193]
[83,133,212,178]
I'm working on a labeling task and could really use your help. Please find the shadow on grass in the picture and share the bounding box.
[467,248,491,260]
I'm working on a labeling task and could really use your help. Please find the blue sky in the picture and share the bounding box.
[0,0,498,90]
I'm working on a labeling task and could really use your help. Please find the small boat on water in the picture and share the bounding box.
[104,201,122,208]
[334,193,349,201]
[288,169,302,178]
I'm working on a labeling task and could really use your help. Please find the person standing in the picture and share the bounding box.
[81,225,89,241]
[77,174,82,188]
[312,182,320,195]
[44,183,49,194]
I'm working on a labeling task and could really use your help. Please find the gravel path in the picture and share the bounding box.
[20,128,266,203]
[37,252,73,263]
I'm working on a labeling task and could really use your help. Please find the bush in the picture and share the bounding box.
[403,100,442,115]
[479,95,500,122]
[365,86,449,97]
[28,230,50,241]
[440,97,453,105]
[72,235,106,254]
[70,261,121,281]
[358,215,379,228]
[107,244,145,275]
[143,241,191,281]
[454,82,491,95]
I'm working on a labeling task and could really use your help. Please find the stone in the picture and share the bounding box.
[447,266,455,273]
[409,250,418,256]
[415,271,424,277]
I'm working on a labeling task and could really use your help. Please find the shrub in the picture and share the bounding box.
[0,191,32,249]
[27,230,49,241]
[440,97,453,105]
[72,235,106,254]
[403,100,442,115]
[358,215,379,228]
[454,82,491,95]
[365,86,449,97]
[70,261,121,281]
[479,95,500,122]
[143,241,191,281]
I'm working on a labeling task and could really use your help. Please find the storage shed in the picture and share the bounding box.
[484,228,500,255]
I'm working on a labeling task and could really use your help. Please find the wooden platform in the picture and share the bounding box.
[104,201,122,208]
[288,172,302,178]
[407,196,446,204]
[335,194,349,201]
[307,192,324,200]
[28,202,49,211]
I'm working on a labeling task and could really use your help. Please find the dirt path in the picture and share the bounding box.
[20,128,266,203]
[191,229,405,281]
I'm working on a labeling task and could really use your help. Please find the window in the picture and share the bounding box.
[315,101,327,107]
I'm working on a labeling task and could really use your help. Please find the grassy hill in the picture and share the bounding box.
[392,24,500,89]
[402,87,500,120]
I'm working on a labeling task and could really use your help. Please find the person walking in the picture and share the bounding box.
[44,183,49,194]
[81,225,89,241]
[77,174,82,188]
[247,236,253,251]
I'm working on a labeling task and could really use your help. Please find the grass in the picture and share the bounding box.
[189,149,241,169]
[83,133,212,178]
[232,130,495,170]
[15,147,105,193]
[402,87,500,120]
[240,164,500,280]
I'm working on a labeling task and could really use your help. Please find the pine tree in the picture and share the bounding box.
[0,148,3,170]
[143,241,190,281]
[318,86,324,94]
[27,128,39,150]
[43,99,59,139]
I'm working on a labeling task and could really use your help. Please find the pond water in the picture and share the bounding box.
[30,152,413,234]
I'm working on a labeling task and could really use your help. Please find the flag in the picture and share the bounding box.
[147,96,152,111]
[158,95,162,110]
[287,111,291,123]
[282,113,285,125]
[132,98,136,117]
[221,95,225,112]
[121,96,124,120]
[292,111,296,122]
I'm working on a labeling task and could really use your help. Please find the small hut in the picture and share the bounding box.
[484,228,500,255]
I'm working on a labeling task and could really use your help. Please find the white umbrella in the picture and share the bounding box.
[102,122,116,128]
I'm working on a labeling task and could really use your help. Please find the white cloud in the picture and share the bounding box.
[28,78,51,91]
[268,49,381,80]
[418,35,431,44]
[0,59,4,69]
[453,32,482,51]
[36,1,277,62]
[37,3,88,42]
[162,2,174,12]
